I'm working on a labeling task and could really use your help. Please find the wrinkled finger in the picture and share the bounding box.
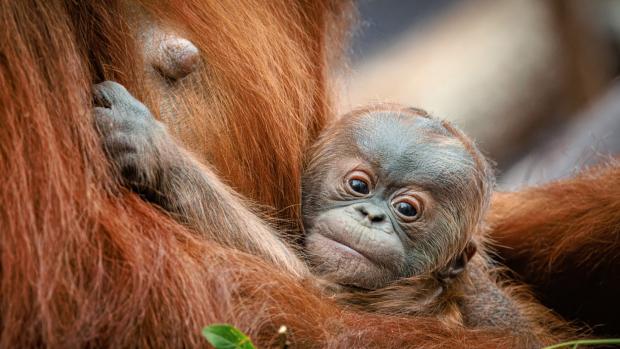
[93,106,119,134]
[92,84,112,108]
[102,132,138,156]
[92,80,137,107]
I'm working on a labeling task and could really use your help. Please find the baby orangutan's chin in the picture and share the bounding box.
[304,212,405,290]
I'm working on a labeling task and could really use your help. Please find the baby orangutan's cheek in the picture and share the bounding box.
[305,211,406,289]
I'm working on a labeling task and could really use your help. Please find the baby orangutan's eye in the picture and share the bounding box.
[349,178,369,195]
[345,170,372,196]
[392,196,422,222]
[395,202,416,216]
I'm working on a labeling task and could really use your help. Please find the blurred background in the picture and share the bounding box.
[338,0,620,189]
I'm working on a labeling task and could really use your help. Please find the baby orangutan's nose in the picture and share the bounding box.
[355,204,386,223]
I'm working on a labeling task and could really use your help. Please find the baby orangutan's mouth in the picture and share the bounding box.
[319,232,372,261]
[304,211,407,289]
[310,217,382,264]
[305,232,389,290]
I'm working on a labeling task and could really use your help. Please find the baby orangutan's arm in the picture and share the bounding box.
[93,81,307,278]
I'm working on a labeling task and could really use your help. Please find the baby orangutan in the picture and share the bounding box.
[302,106,486,289]
[301,106,563,347]
[302,106,488,316]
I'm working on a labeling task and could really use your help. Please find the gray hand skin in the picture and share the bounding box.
[93,81,169,193]
[93,81,308,278]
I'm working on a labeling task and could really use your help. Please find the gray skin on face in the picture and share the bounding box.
[303,111,481,290]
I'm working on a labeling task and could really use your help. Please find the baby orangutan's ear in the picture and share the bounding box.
[437,240,478,282]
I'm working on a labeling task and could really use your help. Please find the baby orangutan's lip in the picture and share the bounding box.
[313,229,374,264]
[311,217,387,265]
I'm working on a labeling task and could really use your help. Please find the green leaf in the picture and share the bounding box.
[202,324,256,349]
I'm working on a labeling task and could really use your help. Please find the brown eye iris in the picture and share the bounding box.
[349,178,370,195]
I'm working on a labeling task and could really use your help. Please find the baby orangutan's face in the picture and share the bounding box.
[302,109,484,290]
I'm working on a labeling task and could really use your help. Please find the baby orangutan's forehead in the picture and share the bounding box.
[349,112,478,193]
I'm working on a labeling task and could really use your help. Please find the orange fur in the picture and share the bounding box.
[136,0,352,231]
[489,162,620,334]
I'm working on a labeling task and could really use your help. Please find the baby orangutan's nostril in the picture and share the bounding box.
[369,212,386,223]
[355,204,386,223]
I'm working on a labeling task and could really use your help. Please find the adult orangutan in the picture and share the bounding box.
[1,1,619,348]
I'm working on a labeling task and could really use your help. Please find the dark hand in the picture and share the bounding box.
[93,81,170,191]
